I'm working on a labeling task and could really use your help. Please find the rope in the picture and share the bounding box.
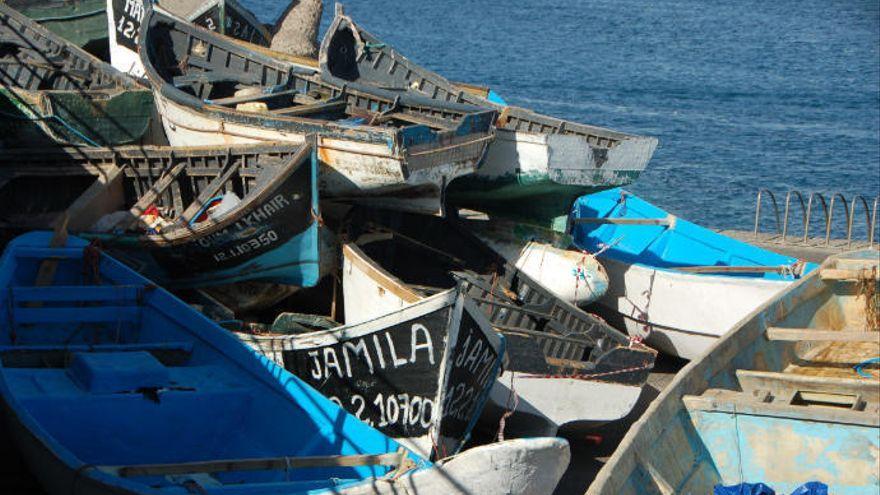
[496,372,518,442]
[520,362,654,381]
[83,240,102,285]
[854,357,880,379]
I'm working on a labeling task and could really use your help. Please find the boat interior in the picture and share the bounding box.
[322,13,633,148]
[344,207,654,380]
[571,188,818,280]
[610,251,879,494]
[146,14,474,133]
[0,144,308,237]
[0,233,411,492]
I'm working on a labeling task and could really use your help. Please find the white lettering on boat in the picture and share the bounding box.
[329,392,434,429]
[306,324,437,380]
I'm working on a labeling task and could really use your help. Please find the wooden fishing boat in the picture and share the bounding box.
[588,250,880,495]
[0,231,571,495]
[5,0,108,57]
[139,6,497,215]
[234,282,505,459]
[461,216,609,306]
[0,142,330,289]
[0,3,154,148]
[339,207,656,437]
[570,188,818,360]
[107,0,271,78]
[319,7,658,227]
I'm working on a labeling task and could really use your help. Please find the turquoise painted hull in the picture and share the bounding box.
[587,250,880,495]
[0,232,418,494]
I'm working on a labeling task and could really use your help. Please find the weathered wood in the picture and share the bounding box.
[61,165,125,231]
[736,369,879,403]
[571,216,673,226]
[766,327,880,342]
[270,100,347,116]
[33,214,69,289]
[373,112,454,130]
[104,452,404,477]
[471,297,553,320]
[820,268,880,281]
[674,265,786,274]
[179,157,242,222]
[123,162,188,226]
[208,89,299,107]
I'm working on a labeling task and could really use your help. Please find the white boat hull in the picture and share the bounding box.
[155,94,475,214]
[345,437,570,495]
[465,220,609,305]
[597,256,795,360]
[483,371,643,437]
[480,129,657,184]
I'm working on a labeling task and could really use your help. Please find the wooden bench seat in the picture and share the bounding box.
[766,327,879,342]
[683,388,879,427]
[0,342,193,368]
[207,88,299,107]
[736,369,879,404]
[270,100,347,117]
[99,451,407,477]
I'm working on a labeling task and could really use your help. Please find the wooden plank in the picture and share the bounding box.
[13,306,139,324]
[571,216,672,226]
[820,268,880,281]
[0,342,192,355]
[33,213,69,289]
[736,369,879,402]
[270,100,347,117]
[61,165,125,232]
[123,162,188,229]
[373,111,453,129]
[179,157,241,222]
[766,327,880,342]
[674,265,786,274]
[207,89,299,107]
[10,248,82,260]
[103,452,404,477]
[12,285,144,303]
[471,297,553,320]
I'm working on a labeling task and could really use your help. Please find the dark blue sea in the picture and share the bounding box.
[245,0,880,239]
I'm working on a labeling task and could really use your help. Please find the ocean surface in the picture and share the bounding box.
[244,0,880,239]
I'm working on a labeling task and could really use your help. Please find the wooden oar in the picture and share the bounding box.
[674,265,789,274]
[571,215,675,227]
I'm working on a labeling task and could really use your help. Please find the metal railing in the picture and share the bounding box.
[754,189,878,248]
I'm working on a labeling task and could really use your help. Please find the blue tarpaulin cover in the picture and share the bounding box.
[714,483,775,495]
[713,482,829,495]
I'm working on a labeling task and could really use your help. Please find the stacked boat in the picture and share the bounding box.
[2,1,871,494]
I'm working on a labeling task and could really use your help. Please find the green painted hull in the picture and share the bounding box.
[8,0,108,56]
[446,169,642,228]
[0,89,154,147]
